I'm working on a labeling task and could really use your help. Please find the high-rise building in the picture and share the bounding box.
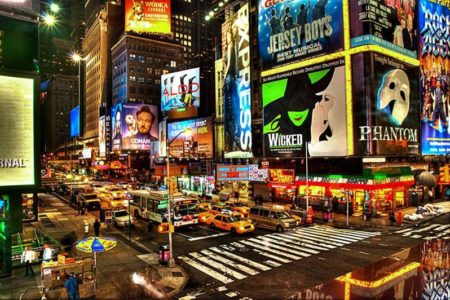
[41,76,79,153]
[39,37,77,79]
[82,2,123,144]
[69,0,86,53]
[111,34,185,106]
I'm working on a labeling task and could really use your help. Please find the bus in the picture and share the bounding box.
[128,190,199,227]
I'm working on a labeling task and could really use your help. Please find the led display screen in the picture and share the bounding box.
[0,75,35,187]
[258,0,344,71]
[99,116,106,157]
[70,106,80,138]
[262,59,347,157]
[216,165,249,181]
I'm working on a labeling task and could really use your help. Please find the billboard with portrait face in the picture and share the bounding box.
[0,75,36,187]
[353,53,419,156]
[70,106,80,138]
[161,67,200,119]
[121,103,158,150]
[258,0,344,72]
[111,103,122,151]
[350,0,417,58]
[262,59,347,158]
[99,116,106,157]
[222,4,252,159]
[125,0,171,35]
[419,1,450,155]
[167,117,213,159]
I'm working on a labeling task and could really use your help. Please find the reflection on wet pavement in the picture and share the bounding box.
[287,239,449,300]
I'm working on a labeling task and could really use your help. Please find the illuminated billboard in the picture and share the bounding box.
[0,75,35,187]
[125,0,171,35]
[70,106,80,138]
[161,67,200,119]
[419,1,450,155]
[258,0,344,71]
[222,4,252,159]
[0,15,38,72]
[99,116,106,157]
[167,117,213,159]
[350,0,417,58]
[216,165,249,181]
[262,59,347,158]
[111,103,122,151]
[353,53,419,156]
[121,103,158,150]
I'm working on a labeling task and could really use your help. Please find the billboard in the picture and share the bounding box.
[0,15,38,72]
[70,106,80,138]
[354,53,419,155]
[216,165,249,181]
[350,0,417,58]
[222,4,252,159]
[161,67,200,119]
[124,0,171,35]
[419,1,450,155]
[111,103,122,150]
[99,116,106,157]
[0,75,35,187]
[167,117,213,159]
[262,59,347,157]
[258,0,344,71]
[121,103,158,150]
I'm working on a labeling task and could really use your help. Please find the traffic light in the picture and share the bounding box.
[440,165,449,183]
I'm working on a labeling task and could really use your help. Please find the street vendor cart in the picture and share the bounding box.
[41,255,95,299]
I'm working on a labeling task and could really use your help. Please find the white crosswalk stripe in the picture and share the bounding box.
[178,225,377,285]
[396,223,450,240]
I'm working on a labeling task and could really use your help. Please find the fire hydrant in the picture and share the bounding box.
[83,219,89,233]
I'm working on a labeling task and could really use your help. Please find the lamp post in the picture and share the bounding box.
[165,119,193,268]
[70,52,82,107]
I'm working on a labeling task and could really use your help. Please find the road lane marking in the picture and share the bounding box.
[304,228,366,243]
[178,255,234,284]
[188,232,230,241]
[253,236,311,257]
[189,252,247,280]
[289,232,342,247]
[251,248,292,263]
[267,235,320,254]
[264,260,281,267]
[209,247,271,271]
[293,230,350,245]
[359,251,370,255]
[273,233,333,251]
[240,240,301,260]
[413,224,442,233]
[200,250,259,276]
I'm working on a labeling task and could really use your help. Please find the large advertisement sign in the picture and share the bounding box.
[354,53,419,155]
[161,67,200,119]
[262,59,347,157]
[0,75,35,187]
[99,116,106,157]
[167,117,213,159]
[258,0,344,71]
[124,0,171,35]
[121,103,158,150]
[70,106,80,138]
[111,103,122,151]
[350,0,417,58]
[222,4,252,159]
[216,165,249,181]
[420,1,450,155]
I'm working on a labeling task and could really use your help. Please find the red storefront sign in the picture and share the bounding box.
[269,169,295,184]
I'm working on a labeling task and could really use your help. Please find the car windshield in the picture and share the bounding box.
[177,204,197,215]
[277,211,291,219]
[83,194,97,200]
[114,211,128,217]
[228,216,239,223]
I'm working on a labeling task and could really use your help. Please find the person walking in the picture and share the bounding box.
[43,244,52,262]
[94,219,101,237]
[21,246,35,276]
[64,272,79,300]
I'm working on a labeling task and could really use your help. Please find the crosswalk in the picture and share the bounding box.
[395,224,450,240]
[178,225,380,285]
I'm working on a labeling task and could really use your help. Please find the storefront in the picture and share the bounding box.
[267,169,296,202]
[216,165,249,200]
[177,175,215,195]
[295,168,415,217]
[21,193,37,222]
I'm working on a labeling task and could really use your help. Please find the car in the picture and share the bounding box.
[208,213,254,234]
[198,204,230,223]
[56,184,70,196]
[225,201,251,217]
[112,209,134,227]
[79,193,101,211]
[249,205,299,232]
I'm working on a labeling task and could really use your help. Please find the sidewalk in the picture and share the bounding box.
[0,193,188,299]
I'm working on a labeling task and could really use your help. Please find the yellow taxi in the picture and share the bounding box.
[198,204,229,223]
[207,213,254,234]
[225,201,251,217]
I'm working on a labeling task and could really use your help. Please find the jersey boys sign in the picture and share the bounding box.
[222,4,253,159]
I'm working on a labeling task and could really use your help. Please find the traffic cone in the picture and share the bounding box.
[306,206,313,225]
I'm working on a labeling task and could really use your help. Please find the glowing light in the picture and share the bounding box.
[50,3,60,13]
[42,13,56,26]
[208,11,214,17]
[218,2,223,7]
[205,15,211,21]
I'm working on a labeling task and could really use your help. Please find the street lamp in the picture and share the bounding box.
[166,122,193,268]
[70,52,83,107]
[42,13,57,26]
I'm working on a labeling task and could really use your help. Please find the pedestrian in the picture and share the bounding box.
[21,246,35,276]
[147,221,153,233]
[94,219,101,237]
[428,189,433,202]
[43,244,52,262]
[77,202,83,216]
[235,191,240,201]
[64,271,79,300]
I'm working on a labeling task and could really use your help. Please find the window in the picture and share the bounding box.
[261,209,270,217]
[129,54,136,61]
[250,207,259,215]
[129,76,136,82]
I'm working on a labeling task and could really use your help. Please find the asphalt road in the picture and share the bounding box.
[45,192,450,300]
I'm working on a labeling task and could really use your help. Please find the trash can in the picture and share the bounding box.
[159,244,170,266]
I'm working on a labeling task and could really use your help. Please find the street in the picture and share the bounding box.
[40,192,450,299]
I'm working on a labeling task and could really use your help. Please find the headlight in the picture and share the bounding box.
[242,209,247,213]
[239,227,244,231]
[250,225,254,229]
